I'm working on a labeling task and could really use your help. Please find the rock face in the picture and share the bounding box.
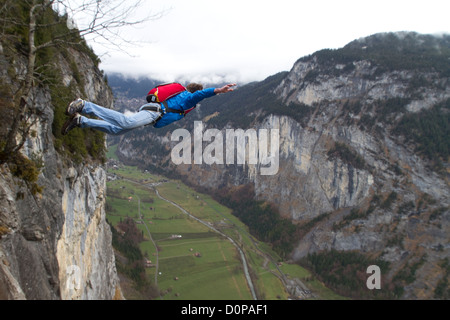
[57,166,117,300]
[114,32,449,299]
[0,41,120,299]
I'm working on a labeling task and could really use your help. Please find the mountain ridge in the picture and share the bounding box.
[112,31,449,299]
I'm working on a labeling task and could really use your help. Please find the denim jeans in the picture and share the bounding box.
[79,101,160,135]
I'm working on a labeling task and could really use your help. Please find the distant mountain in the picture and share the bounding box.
[112,32,450,299]
[106,73,231,100]
[106,73,160,99]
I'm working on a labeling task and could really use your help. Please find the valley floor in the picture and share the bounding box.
[105,147,344,300]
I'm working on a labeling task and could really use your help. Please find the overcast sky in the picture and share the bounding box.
[77,0,450,84]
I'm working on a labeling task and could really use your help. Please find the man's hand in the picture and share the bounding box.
[214,83,236,94]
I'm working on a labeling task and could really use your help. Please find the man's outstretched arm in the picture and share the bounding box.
[214,83,236,94]
[181,83,237,110]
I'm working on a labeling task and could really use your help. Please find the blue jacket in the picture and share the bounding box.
[154,88,216,128]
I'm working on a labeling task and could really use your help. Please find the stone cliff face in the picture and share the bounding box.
[115,33,449,299]
[270,36,450,298]
[265,54,449,220]
[57,166,117,300]
[0,42,119,299]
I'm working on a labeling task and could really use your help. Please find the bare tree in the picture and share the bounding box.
[51,0,164,55]
[0,0,162,164]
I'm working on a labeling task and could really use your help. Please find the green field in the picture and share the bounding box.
[106,157,341,300]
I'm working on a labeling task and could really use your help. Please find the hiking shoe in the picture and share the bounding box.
[66,98,85,116]
[61,113,82,136]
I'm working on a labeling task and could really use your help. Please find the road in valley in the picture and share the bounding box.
[122,177,312,300]
[152,187,258,300]
[126,178,257,300]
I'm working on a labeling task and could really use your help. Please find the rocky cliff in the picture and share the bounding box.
[114,32,449,299]
[0,13,120,298]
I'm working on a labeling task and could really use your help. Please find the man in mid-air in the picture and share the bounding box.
[61,83,236,135]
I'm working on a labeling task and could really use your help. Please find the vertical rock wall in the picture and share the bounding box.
[0,46,120,300]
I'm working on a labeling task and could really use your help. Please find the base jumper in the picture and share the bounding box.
[61,83,236,136]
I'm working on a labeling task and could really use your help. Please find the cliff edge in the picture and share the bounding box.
[0,4,120,299]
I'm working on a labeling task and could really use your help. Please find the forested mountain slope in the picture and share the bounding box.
[113,32,449,299]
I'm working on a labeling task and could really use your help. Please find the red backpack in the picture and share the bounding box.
[146,82,186,103]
